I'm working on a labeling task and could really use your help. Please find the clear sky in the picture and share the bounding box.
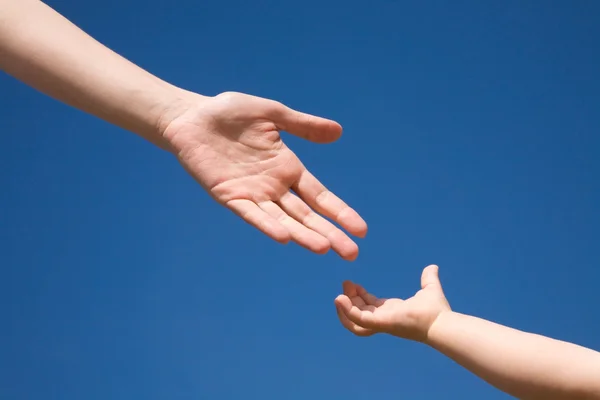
[1,1,599,399]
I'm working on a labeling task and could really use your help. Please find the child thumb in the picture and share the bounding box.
[421,264,442,290]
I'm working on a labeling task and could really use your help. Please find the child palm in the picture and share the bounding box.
[334,265,451,342]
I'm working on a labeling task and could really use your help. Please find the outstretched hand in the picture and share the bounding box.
[334,265,451,341]
[162,92,367,260]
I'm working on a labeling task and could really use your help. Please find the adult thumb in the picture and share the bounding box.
[272,103,343,144]
[421,264,442,290]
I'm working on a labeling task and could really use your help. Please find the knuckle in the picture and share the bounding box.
[315,190,330,205]
[266,100,285,119]
[215,91,238,101]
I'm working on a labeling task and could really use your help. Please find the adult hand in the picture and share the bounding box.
[0,0,366,259]
[334,265,451,340]
[162,92,368,260]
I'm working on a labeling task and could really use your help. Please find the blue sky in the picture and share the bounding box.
[1,1,599,399]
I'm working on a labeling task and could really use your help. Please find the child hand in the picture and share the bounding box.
[334,265,451,342]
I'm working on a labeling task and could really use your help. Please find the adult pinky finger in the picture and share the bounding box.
[227,199,291,244]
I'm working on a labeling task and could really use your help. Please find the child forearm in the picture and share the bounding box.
[426,311,600,399]
[0,0,190,148]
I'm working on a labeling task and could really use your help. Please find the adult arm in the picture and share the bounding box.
[0,0,183,149]
[0,0,367,258]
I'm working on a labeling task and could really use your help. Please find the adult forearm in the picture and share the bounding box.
[426,311,600,399]
[0,0,191,149]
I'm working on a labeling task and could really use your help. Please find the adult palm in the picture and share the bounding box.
[163,92,367,260]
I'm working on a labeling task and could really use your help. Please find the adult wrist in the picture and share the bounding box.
[153,86,206,153]
[156,87,209,154]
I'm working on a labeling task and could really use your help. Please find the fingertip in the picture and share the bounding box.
[355,227,368,239]
[330,120,343,136]
[340,238,358,261]
[421,264,442,289]
[430,265,442,282]
[329,231,359,261]
[266,220,292,244]
[265,224,291,245]
[425,264,439,274]
[341,280,353,294]
[312,237,331,255]
[338,208,368,238]
[272,228,292,244]
[343,250,359,262]
[293,232,331,254]
[316,118,343,143]
[351,223,368,239]
[334,294,352,311]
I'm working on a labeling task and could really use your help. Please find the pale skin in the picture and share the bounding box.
[335,265,600,399]
[6,2,598,396]
[0,0,367,260]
